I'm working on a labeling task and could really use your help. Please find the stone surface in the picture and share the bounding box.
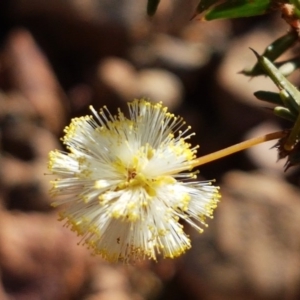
[181,171,300,300]
[3,29,67,135]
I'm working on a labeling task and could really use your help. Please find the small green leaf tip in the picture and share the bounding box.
[147,0,160,16]
[249,47,260,59]
[243,31,298,77]
[274,107,297,123]
[203,0,272,21]
[254,91,283,106]
[196,0,220,14]
[242,57,300,77]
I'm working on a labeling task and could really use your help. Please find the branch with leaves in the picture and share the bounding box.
[147,0,300,171]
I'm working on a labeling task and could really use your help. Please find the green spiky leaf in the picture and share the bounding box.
[252,49,300,107]
[254,91,283,106]
[274,107,297,122]
[203,0,272,20]
[242,31,298,77]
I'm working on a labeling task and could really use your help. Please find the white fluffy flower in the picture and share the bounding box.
[48,99,220,262]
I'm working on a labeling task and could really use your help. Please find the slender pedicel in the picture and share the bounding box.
[191,131,286,168]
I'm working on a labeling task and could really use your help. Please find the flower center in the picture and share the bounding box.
[127,168,137,180]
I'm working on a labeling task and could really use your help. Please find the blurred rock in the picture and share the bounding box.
[0,211,90,300]
[0,157,32,188]
[85,264,140,300]
[244,122,293,175]
[0,210,161,300]
[153,34,211,70]
[0,89,61,210]
[180,19,231,54]
[138,68,183,109]
[97,57,138,101]
[97,59,183,109]
[0,92,37,122]
[68,84,93,112]
[0,271,10,300]
[181,170,300,300]
[3,29,68,135]
[130,33,211,70]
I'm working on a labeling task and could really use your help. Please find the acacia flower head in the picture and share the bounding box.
[48,99,220,262]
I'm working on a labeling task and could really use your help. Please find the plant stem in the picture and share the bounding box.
[284,112,300,150]
[191,130,286,168]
